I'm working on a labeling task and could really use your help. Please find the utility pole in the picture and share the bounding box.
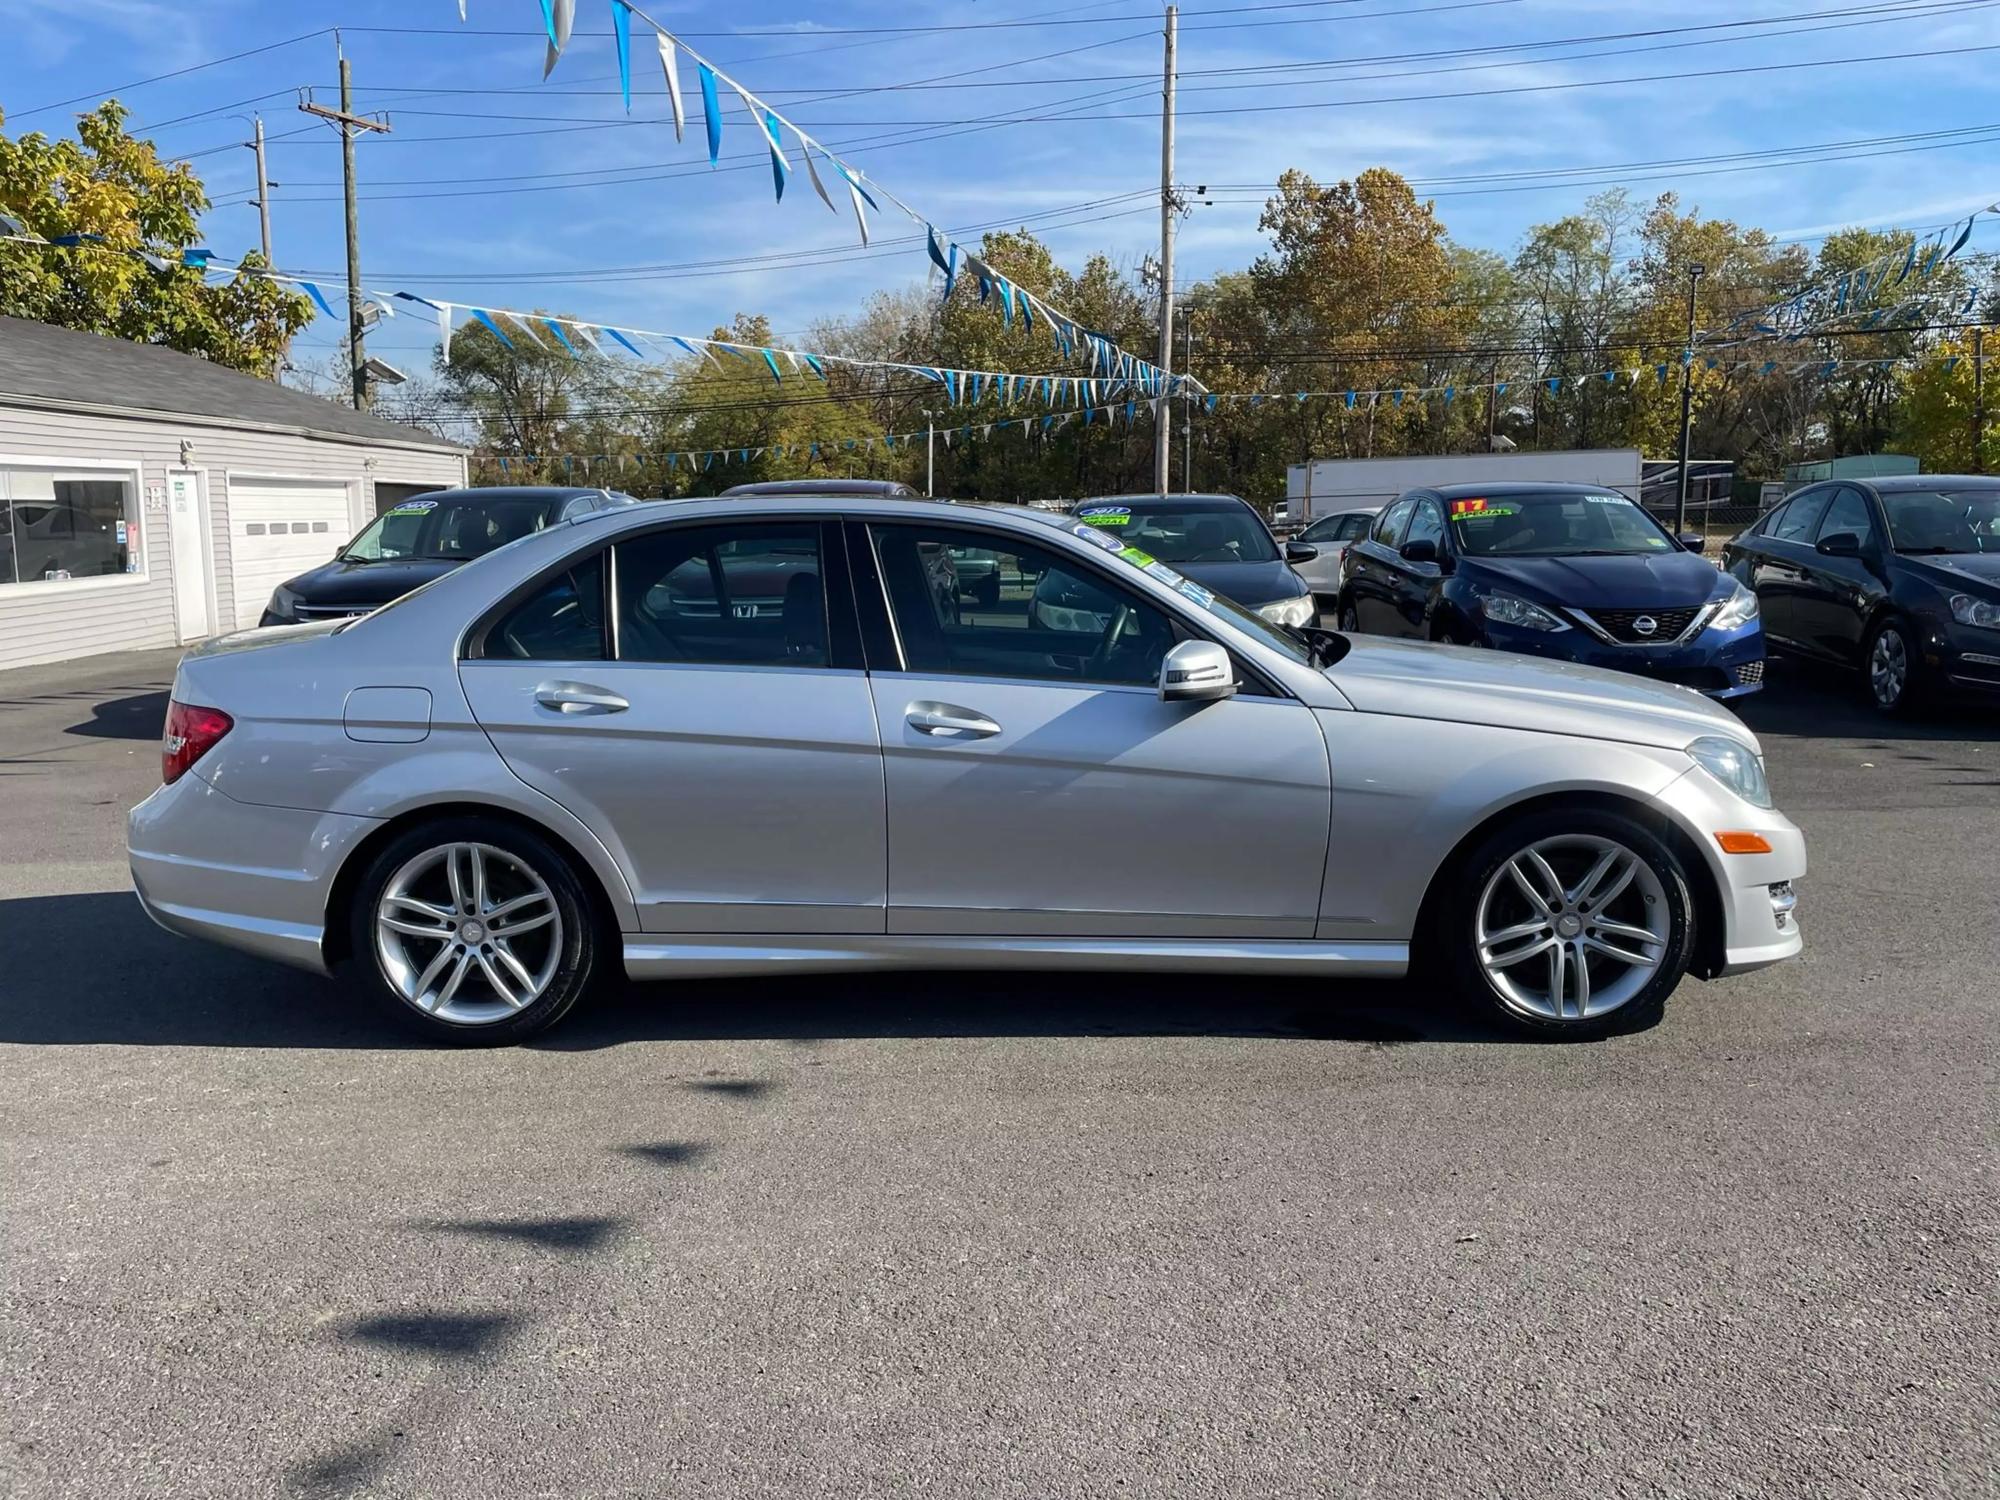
[245,117,274,264]
[924,412,937,497]
[300,42,390,412]
[1485,353,1499,451]
[1974,326,1987,474]
[1182,309,1195,490]
[1673,261,1706,535]
[1153,4,1178,495]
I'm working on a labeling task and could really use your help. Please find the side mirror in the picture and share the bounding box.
[1677,531,1707,553]
[1159,638,1237,703]
[1399,537,1439,565]
[1285,540,1319,564]
[1816,531,1863,558]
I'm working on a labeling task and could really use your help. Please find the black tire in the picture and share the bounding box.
[346,815,601,1045]
[1863,615,1925,716]
[1437,807,1696,1040]
[1337,598,1361,633]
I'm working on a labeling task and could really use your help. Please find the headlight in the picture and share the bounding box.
[1479,591,1570,632]
[1687,735,1773,810]
[1949,592,2000,629]
[265,585,301,622]
[1709,578,1760,631]
[1257,594,1316,628]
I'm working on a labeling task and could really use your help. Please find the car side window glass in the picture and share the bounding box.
[1771,489,1832,542]
[616,523,827,668]
[870,524,1175,688]
[1816,487,1875,546]
[1372,498,1416,546]
[1403,499,1445,552]
[1300,518,1337,542]
[483,551,606,660]
[1341,514,1374,541]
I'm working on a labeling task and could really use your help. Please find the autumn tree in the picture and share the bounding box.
[0,101,310,375]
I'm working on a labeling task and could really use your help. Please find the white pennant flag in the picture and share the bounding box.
[800,144,839,216]
[656,33,685,143]
[436,301,453,364]
[544,0,575,78]
[457,0,467,18]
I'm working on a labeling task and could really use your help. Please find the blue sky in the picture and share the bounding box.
[4,0,1999,375]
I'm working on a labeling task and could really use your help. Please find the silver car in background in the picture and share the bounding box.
[1292,505,1384,615]
[131,495,1804,1045]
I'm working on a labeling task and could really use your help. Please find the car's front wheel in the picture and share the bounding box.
[348,816,601,1044]
[1864,616,1924,715]
[1441,809,1695,1039]
[1337,598,1361,633]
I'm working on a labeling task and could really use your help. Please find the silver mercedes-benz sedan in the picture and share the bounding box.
[130,494,1804,1045]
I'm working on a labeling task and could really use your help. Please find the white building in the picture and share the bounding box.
[0,316,466,672]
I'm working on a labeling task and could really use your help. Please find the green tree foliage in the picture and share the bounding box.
[0,102,311,376]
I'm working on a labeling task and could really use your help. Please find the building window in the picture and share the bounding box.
[0,467,142,586]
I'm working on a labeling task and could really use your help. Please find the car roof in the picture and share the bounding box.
[1075,492,1255,510]
[399,486,625,505]
[1426,481,1633,499]
[721,479,923,498]
[1863,474,2000,492]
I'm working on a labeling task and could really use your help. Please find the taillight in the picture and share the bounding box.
[162,701,233,785]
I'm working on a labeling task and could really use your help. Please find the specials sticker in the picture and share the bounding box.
[388,499,440,515]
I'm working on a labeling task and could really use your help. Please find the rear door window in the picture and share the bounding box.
[616,523,829,667]
[1771,489,1832,543]
[1371,498,1417,547]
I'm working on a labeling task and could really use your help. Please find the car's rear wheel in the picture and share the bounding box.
[1864,616,1924,715]
[1442,809,1694,1039]
[348,816,600,1045]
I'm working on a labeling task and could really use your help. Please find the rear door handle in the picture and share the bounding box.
[906,701,1001,739]
[534,681,629,715]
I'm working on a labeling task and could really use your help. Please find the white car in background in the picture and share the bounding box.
[1292,505,1384,614]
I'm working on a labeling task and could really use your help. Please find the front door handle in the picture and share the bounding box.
[535,681,629,715]
[906,701,1001,739]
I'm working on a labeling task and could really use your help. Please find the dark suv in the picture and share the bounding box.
[260,486,641,625]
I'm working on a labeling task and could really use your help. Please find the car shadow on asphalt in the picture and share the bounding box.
[61,687,171,741]
[0,892,1561,1049]
[1734,655,2000,743]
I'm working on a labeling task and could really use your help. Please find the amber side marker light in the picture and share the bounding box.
[1715,831,1773,855]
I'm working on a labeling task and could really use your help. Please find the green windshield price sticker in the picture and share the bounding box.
[1451,504,1517,521]
[1117,546,1158,567]
[1080,512,1130,526]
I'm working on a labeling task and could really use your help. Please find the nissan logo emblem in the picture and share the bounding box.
[1632,615,1659,637]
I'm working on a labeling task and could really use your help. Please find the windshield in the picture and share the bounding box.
[1067,522,1313,666]
[343,497,554,563]
[1075,500,1280,564]
[1881,487,2000,554]
[1447,491,1674,558]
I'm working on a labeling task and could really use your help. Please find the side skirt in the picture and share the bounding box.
[622,934,1409,981]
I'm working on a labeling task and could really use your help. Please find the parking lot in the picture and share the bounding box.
[1,647,1993,1498]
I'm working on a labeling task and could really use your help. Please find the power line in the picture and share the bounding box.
[8,29,334,120]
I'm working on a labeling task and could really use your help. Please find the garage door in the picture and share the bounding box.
[228,477,354,628]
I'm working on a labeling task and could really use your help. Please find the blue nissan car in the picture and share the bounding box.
[1333,481,1765,698]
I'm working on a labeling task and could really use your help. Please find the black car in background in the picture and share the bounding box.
[1067,493,1318,627]
[1722,475,2000,714]
[260,486,641,625]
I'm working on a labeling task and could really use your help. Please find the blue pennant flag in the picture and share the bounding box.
[469,307,513,348]
[698,64,722,166]
[1295,392,1307,404]
[1945,356,1960,375]
[541,318,579,357]
[762,111,788,201]
[1547,376,1561,394]
[1205,395,1217,413]
[804,354,825,378]
[999,278,1015,328]
[610,0,633,111]
[1495,382,1508,397]
[703,453,714,471]
[1656,364,1668,384]
[1344,391,1356,409]
[1835,275,1851,313]
[1945,214,1975,263]
[299,281,337,320]
[1896,240,1917,284]
[761,349,783,382]
[181,248,214,268]
[1759,360,1776,375]
[1392,390,1404,407]
[1124,400,1136,425]
[1020,296,1034,335]
[1602,369,1615,384]
[927,226,956,299]
[1443,386,1455,404]
[499,456,510,476]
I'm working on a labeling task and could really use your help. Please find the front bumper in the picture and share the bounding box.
[128,770,379,974]
[1652,766,1807,978]
[1481,615,1766,699]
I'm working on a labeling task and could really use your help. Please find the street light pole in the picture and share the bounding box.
[925,412,936,497]
[1673,261,1706,536]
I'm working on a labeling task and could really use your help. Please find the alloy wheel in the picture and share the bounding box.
[1870,626,1909,708]
[373,842,564,1025]
[1473,834,1670,1023]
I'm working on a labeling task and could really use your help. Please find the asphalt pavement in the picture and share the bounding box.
[1,647,1994,1499]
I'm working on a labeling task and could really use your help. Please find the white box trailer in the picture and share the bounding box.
[1283,449,1642,523]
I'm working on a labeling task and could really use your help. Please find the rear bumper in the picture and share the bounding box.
[128,771,378,975]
